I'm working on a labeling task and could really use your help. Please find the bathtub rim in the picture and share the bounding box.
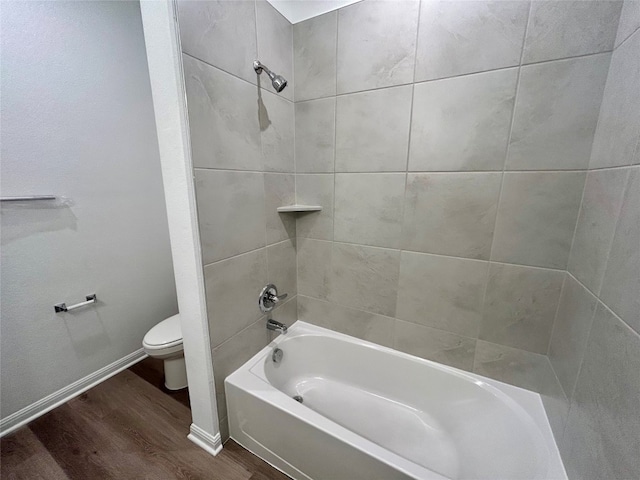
[225,320,567,480]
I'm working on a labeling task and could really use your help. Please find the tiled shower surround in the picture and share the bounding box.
[177,0,639,477]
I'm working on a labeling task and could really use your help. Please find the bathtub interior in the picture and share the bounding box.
[230,321,566,480]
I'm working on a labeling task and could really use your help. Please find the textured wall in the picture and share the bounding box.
[546,1,640,478]
[292,0,621,402]
[1,1,177,418]
[177,0,298,440]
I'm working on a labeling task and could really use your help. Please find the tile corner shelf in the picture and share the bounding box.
[277,205,323,213]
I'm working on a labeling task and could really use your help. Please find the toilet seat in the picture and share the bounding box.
[143,314,182,352]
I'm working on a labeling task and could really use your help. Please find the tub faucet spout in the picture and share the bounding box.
[267,319,288,335]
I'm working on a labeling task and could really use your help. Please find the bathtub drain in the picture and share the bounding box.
[293,395,303,403]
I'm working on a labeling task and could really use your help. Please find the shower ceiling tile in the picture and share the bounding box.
[415,0,529,82]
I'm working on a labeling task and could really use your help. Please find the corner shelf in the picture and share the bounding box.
[277,205,323,213]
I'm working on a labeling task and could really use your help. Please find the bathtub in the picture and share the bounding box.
[225,321,567,480]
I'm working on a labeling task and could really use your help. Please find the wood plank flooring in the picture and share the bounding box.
[1,358,289,480]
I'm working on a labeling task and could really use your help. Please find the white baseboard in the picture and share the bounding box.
[188,423,222,456]
[0,348,147,437]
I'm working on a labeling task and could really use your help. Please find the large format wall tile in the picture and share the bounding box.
[548,274,598,399]
[211,317,270,395]
[568,168,630,294]
[297,238,333,301]
[615,0,640,48]
[600,167,640,333]
[195,170,266,264]
[297,239,400,317]
[507,54,610,170]
[474,340,561,394]
[293,12,337,101]
[337,0,419,93]
[590,30,640,169]
[264,173,295,244]
[256,0,293,101]
[409,69,517,171]
[335,86,413,172]
[295,98,335,173]
[480,263,564,354]
[522,1,622,64]
[184,56,262,171]
[415,0,528,81]
[334,173,405,248]
[394,320,476,372]
[177,0,257,83]
[298,295,394,347]
[205,249,267,347]
[402,173,501,260]
[260,91,294,172]
[267,239,297,298]
[295,174,334,240]
[396,252,488,338]
[491,172,585,269]
[561,303,640,480]
[329,243,401,317]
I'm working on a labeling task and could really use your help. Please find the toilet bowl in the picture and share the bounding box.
[142,314,187,390]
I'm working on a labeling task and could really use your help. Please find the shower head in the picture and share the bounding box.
[253,60,288,93]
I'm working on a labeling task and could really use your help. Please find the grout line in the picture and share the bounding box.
[546,272,568,358]
[591,168,632,296]
[299,237,568,272]
[614,22,640,52]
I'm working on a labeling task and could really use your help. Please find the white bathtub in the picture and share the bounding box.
[225,321,566,480]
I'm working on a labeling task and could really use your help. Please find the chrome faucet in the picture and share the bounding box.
[259,284,288,313]
[266,319,288,335]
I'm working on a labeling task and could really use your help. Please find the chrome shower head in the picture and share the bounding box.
[253,60,288,93]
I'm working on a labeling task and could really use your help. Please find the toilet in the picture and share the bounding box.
[142,314,187,390]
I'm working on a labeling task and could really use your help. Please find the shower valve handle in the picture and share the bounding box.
[259,284,288,313]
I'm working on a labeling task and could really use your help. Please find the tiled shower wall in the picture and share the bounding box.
[545,2,640,478]
[177,0,297,439]
[293,0,619,390]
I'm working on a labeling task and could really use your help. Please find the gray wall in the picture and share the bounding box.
[1,1,177,420]
[546,2,640,478]
[293,0,618,394]
[177,0,298,440]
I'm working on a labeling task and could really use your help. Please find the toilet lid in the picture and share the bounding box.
[144,314,182,347]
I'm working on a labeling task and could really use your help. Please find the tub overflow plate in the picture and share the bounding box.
[272,348,283,363]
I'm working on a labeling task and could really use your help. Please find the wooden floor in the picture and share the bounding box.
[0,358,289,480]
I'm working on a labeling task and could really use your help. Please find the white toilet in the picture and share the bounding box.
[142,314,187,390]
